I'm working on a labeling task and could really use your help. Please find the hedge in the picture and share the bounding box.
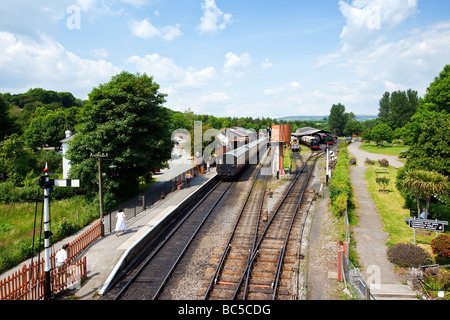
[329,142,353,216]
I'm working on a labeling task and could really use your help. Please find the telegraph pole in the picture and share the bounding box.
[90,152,109,237]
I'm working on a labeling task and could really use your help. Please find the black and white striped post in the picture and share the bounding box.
[39,163,80,299]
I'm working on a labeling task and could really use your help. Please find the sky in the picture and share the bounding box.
[1,0,450,119]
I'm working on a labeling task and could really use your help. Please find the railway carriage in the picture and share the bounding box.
[300,135,320,150]
[217,137,267,179]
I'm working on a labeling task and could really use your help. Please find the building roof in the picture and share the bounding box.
[291,127,330,137]
[60,133,76,143]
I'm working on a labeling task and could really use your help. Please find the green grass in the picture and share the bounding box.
[0,196,99,273]
[360,142,409,157]
[364,166,442,249]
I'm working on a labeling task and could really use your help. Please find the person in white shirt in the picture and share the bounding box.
[55,244,70,268]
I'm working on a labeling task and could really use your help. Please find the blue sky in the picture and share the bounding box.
[1,0,450,118]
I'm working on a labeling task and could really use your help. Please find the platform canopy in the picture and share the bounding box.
[291,127,331,141]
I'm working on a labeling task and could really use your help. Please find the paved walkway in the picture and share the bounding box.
[347,141,405,169]
[347,142,416,298]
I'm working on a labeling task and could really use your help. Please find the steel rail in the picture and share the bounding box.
[203,148,271,300]
[271,152,323,299]
[202,162,265,300]
[233,151,324,300]
[242,172,269,299]
[151,181,233,300]
[113,179,229,300]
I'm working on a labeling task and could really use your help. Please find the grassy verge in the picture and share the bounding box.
[0,196,99,274]
[364,166,441,250]
[360,142,409,157]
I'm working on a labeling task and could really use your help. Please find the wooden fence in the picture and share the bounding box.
[0,219,101,300]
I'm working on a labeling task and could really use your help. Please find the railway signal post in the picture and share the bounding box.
[326,145,330,185]
[39,163,80,299]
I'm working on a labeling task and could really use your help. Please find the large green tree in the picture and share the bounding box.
[421,64,450,113]
[402,65,450,176]
[377,89,418,129]
[67,72,173,202]
[329,103,353,136]
[371,123,394,145]
[403,112,450,176]
[0,94,15,141]
[0,133,36,185]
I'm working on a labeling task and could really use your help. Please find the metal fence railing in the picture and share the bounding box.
[338,206,375,300]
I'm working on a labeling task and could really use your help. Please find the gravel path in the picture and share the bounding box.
[347,142,405,285]
[347,141,405,168]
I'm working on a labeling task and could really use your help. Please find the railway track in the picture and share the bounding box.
[203,150,323,300]
[110,179,233,300]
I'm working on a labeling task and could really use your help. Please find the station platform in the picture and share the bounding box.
[72,166,217,300]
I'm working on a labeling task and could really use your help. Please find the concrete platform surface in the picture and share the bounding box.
[370,284,419,300]
[74,169,216,299]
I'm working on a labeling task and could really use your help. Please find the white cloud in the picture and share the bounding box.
[120,0,154,7]
[0,32,120,98]
[261,58,273,70]
[198,0,233,35]
[313,2,450,115]
[223,52,251,77]
[199,92,232,104]
[263,81,302,96]
[338,0,418,51]
[126,53,217,89]
[130,19,182,41]
[90,48,109,59]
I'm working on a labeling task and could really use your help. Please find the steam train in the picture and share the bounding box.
[217,137,267,179]
[325,134,335,146]
[300,135,320,150]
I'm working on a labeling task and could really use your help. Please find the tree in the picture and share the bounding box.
[377,90,418,129]
[375,176,390,192]
[24,109,68,150]
[370,123,394,145]
[401,170,449,219]
[344,120,363,137]
[402,65,450,176]
[329,103,349,136]
[0,133,36,185]
[421,64,450,113]
[403,112,450,176]
[0,94,14,141]
[378,92,391,126]
[67,72,173,202]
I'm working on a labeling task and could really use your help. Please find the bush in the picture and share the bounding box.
[375,176,390,192]
[431,234,450,264]
[53,217,78,241]
[331,192,348,216]
[387,243,432,267]
[329,143,352,216]
[423,269,450,295]
[378,158,389,167]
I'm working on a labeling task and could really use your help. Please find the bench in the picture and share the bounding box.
[375,168,388,174]
[176,181,185,190]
